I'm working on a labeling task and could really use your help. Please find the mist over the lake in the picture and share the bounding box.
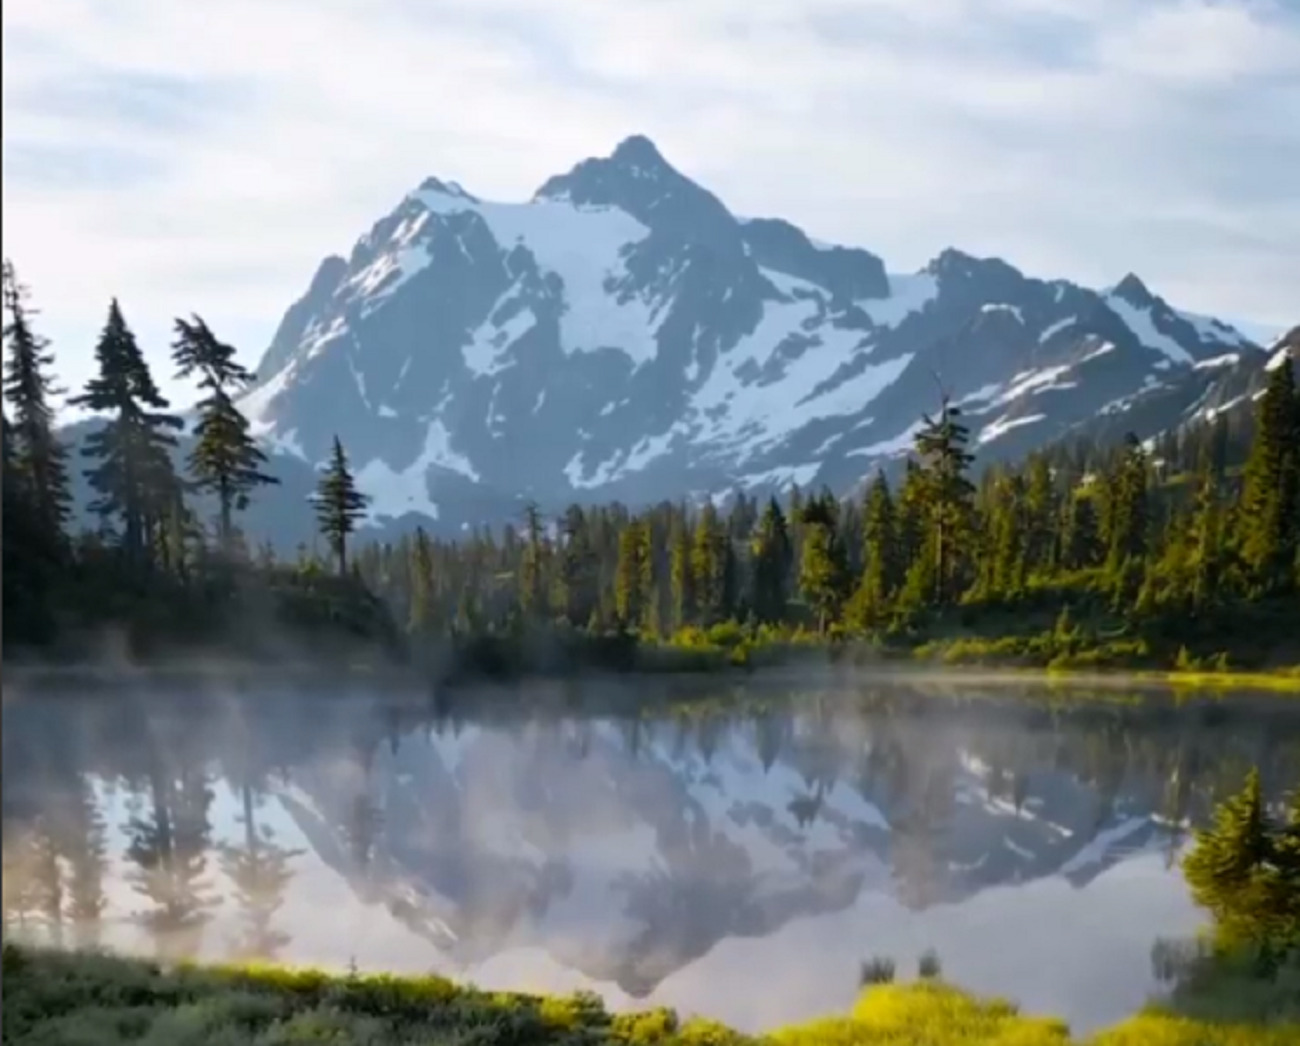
[4,674,1297,1034]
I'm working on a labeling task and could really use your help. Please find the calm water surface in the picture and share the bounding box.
[3,674,1298,1034]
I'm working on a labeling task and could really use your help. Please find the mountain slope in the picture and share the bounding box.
[88,134,1272,543]
[1064,324,1299,450]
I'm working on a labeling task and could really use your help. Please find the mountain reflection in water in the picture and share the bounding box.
[3,676,1298,1034]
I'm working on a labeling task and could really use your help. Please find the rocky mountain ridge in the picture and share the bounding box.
[59,135,1286,545]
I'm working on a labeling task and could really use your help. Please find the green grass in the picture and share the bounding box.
[4,945,1296,1046]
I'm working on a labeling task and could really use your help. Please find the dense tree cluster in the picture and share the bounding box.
[2,260,1297,668]
[351,373,1299,667]
[1183,769,1300,966]
[1,262,374,652]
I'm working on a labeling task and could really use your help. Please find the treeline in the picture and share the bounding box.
[1,262,386,655]
[350,353,1299,670]
[3,259,1298,670]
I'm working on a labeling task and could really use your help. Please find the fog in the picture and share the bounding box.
[3,672,1299,1034]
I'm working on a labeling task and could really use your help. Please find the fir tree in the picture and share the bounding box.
[2,260,70,540]
[1061,492,1103,571]
[614,518,653,630]
[669,515,696,630]
[798,494,846,632]
[408,527,435,634]
[518,501,549,619]
[555,505,598,627]
[71,300,183,564]
[846,473,897,630]
[1240,359,1299,594]
[692,502,728,625]
[313,436,370,575]
[911,396,976,605]
[171,315,278,553]
[1182,768,1299,961]
[1103,434,1150,583]
[750,497,792,625]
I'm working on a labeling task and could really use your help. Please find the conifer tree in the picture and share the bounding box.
[518,501,549,619]
[692,502,728,625]
[750,497,792,625]
[407,526,436,635]
[555,505,598,627]
[71,300,183,564]
[911,396,975,604]
[2,260,70,541]
[171,315,278,553]
[614,518,653,629]
[669,515,696,630]
[1188,465,1226,611]
[846,473,898,630]
[1182,768,1299,960]
[1240,359,1299,593]
[1061,491,1103,571]
[988,472,1029,599]
[1104,434,1150,577]
[313,436,370,575]
[2,406,57,642]
[1024,454,1058,575]
[798,494,846,632]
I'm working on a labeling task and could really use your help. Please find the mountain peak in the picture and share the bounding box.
[1111,272,1155,307]
[531,134,738,246]
[533,134,681,204]
[417,176,477,202]
[610,134,669,170]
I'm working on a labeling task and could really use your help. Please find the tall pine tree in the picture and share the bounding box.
[313,436,370,574]
[1240,359,1299,594]
[911,396,975,605]
[171,315,278,554]
[2,260,70,541]
[72,300,183,564]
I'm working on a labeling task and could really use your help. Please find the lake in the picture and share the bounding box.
[3,672,1298,1035]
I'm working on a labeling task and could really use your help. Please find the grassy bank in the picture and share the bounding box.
[427,614,1300,686]
[4,945,1296,1046]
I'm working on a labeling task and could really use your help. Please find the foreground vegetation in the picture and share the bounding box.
[5,769,1297,1044]
[4,266,1298,677]
[3,943,1296,1046]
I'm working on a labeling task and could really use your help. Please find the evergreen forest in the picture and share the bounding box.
[3,261,1298,676]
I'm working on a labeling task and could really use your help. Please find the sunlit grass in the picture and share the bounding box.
[4,944,1297,1046]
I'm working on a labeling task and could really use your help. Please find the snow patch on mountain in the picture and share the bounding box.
[981,303,1024,324]
[415,184,663,367]
[241,365,311,463]
[979,413,1046,445]
[1193,353,1241,371]
[225,135,1273,543]
[860,272,939,329]
[1104,295,1193,365]
[685,271,908,458]
[847,421,924,460]
[358,418,479,523]
[1039,317,1076,343]
[1175,309,1253,348]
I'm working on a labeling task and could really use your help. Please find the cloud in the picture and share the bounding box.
[3,0,1298,410]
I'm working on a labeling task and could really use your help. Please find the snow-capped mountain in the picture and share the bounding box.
[221,135,1271,540]
[269,715,1180,998]
[1064,324,1299,449]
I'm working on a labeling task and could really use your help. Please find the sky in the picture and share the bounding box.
[3,0,1298,412]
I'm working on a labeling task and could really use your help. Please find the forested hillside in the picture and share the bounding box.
[3,262,1297,672]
